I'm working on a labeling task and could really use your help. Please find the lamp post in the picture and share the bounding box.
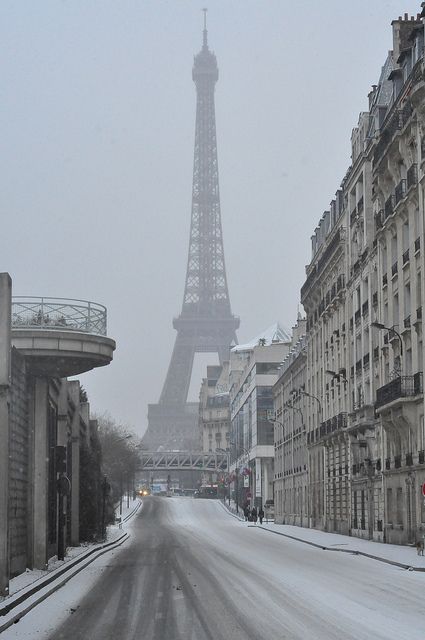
[110,434,132,519]
[101,475,110,541]
[216,448,230,505]
[297,389,322,527]
[298,389,322,419]
[325,369,348,385]
[371,322,403,356]
[229,440,250,513]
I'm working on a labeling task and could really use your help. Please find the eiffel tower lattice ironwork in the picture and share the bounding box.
[146,13,239,451]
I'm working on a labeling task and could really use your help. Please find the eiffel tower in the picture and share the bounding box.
[145,12,239,451]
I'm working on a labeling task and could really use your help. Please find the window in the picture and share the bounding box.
[396,488,403,526]
[387,488,393,524]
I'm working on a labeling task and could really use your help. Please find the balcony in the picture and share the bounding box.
[375,210,384,232]
[407,163,418,189]
[402,249,409,266]
[11,297,115,377]
[395,179,406,204]
[375,373,423,410]
[385,195,395,218]
[318,412,347,440]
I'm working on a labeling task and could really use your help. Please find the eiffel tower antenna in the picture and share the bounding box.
[146,15,239,451]
[203,8,208,47]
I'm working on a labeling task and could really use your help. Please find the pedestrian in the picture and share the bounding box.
[244,505,250,521]
[258,506,264,525]
[251,506,257,523]
[416,539,424,556]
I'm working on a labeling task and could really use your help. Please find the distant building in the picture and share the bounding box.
[273,315,307,525]
[229,324,291,509]
[199,363,230,489]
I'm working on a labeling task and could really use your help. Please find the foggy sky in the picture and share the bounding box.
[1,0,420,435]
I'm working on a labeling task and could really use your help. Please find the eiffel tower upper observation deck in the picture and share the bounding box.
[145,13,239,451]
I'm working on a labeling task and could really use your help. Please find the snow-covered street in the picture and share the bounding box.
[2,497,425,640]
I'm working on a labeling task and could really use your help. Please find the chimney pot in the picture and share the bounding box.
[404,12,408,20]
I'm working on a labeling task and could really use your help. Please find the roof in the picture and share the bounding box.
[231,323,291,353]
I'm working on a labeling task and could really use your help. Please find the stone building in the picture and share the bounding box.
[370,13,425,545]
[273,315,308,525]
[0,274,115,595]
[198,363,230,488]
[344,106,383,542]
[229,324,291,509]
[291,10,425,545]
[300,186,350,533]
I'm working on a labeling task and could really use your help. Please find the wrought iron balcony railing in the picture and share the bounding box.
[12,297,107,336]
[375,372,423,409]
[407,163,418,189]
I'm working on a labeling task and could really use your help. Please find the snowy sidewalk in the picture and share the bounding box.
[0,497,142,633]
[251,521,425,571]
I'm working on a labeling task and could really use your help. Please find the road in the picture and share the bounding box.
[3,497,425,640]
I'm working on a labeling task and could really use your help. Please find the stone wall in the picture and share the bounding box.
[9,348,29,577]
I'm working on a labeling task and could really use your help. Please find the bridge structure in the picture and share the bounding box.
[139,451,228,473]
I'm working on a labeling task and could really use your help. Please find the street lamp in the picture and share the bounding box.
[371,322,403,356]
[110,434,133,517]
[229,440,250,513]
[325,369,348,384]
[298,389,322,418]
[216,447,230,505]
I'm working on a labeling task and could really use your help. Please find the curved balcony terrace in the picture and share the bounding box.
[11,297,116,377]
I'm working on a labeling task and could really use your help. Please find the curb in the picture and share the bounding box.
[218,500,245,522]
[0,532,129,634]
[252,525,425,572]
[123,499,142,523]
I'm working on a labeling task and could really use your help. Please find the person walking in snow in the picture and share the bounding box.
[251,506,257,523]
[244,505,250,521]
[258,506,264,525]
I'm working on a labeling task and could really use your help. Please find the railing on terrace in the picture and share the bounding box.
[12,297,107,336]
[375,372,423,409]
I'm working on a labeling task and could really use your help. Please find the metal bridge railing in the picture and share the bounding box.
[139,451,228,472]
[11,297,107,336]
